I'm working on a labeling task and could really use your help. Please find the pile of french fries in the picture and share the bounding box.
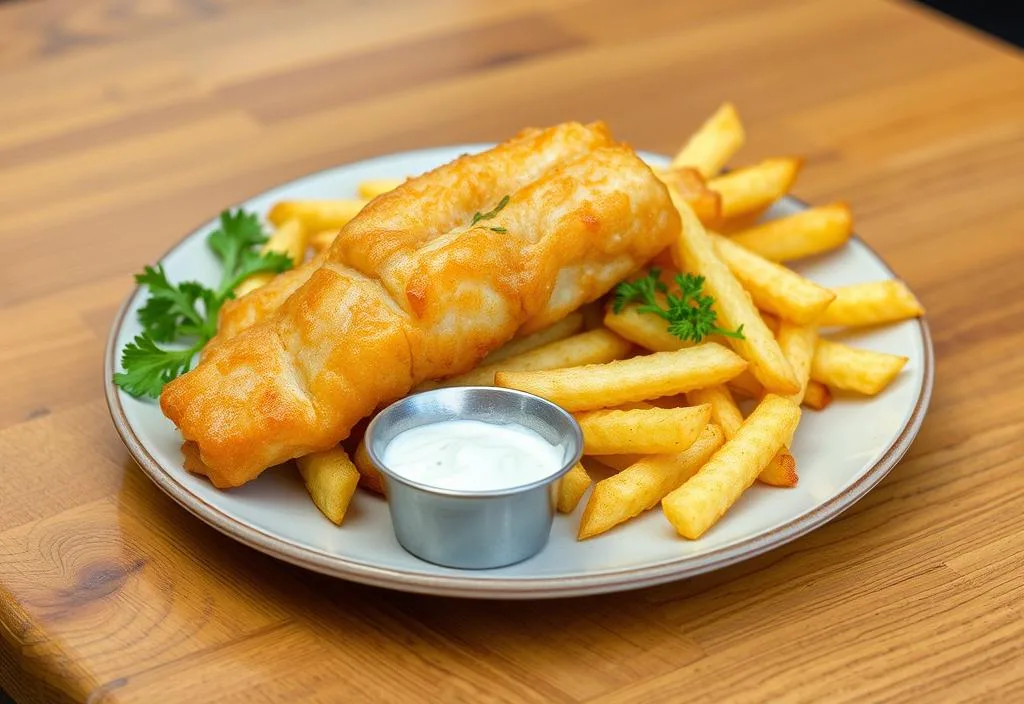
[241,104,924,540]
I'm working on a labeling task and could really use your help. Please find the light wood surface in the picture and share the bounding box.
[2,1,1023,702]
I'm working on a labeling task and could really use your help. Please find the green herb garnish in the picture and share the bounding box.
[612,268,745,343]
[470,195,509,226]
[114,209,293,399]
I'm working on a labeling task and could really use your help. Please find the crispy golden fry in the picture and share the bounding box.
[557,463,592,513]
[670,199,800,394]
[577,405,710,455]
[663,395,801,539]
[268,199,368,231]
[686,386,742,436]
[482,312,584,364]
[591,454,645,471]
[297,448,361,525]
[729,203,853,261]
[811,339,908,395]
[579,301,606,330]
[604,303,689,352]
[707,157,802,221]
[776,321,818,404]
[420,328,632,390]
[656,168,722,224]
[727,369,763,399]
[803,380,832,410]
[757,450,798,487]
[670,102,745,177]
[578,424,724,539]
[713,234,836,324]
[234,218,308,296]
[353,438,386,496]
[610,401,656,411]
[686,385,796,487]
[496,342,747,412]
[357,178,404,200]
[713,210,769,235]
[736,372,831,410]
[818,280,924,327]
[308,229,339,255]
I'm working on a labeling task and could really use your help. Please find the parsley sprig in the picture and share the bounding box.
[114,209,293,399]
[470,194,509,233]
[612,268,745,343]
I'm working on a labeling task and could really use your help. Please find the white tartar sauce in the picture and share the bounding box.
[382,419,563,491]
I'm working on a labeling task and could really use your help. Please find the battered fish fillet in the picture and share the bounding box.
[161,123,679,488]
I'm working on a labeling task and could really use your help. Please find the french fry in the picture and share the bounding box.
[713,234,836,324]
[268,199,368,231]
[657,168,722,224]
[308,229,339,255]
[663,395,801,539]
[234,217,308,296]
[649,247,676,270]
[733,372,832,411]
[353,438,387,496]
[730,355,832,411]
[557,463,591,513]
[357,178,404,200]
[803,380,832,410]
[729,203,853,261]
[670,102,745,177]
[776,321,818,404]
[495,342,747,412]
[578,424,725,540]
[707,157,802,221]
[811,339,908,395]
[576,405,710,455]
[670,198,800,394]
[579,301,606,330]
[686,385,796,487]
[757,450,798,487]
[420,328,632,390]
[604,303,689,352]
[482,313,584,364]
[591,454,645,471]
[818,280,924,327]
[759,326,804,480]
[727,369,763,399]
[297,448,361,525]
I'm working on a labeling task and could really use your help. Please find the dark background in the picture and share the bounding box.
[920,0,1024,47]
[0,1,1019,702]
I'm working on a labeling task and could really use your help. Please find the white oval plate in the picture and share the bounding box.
[105,145,933,599]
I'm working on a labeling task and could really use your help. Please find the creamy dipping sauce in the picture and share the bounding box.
[381,419,563,491]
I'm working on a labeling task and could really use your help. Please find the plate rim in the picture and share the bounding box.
[103,148,935,600]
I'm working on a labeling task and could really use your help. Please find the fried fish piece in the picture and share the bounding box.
[162,123,679,487]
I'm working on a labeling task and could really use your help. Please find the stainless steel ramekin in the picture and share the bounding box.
[365,386,583,570]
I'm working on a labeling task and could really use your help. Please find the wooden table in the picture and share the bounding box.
[2,1,1022,701]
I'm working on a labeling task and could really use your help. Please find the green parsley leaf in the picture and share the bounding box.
[115,208,295,399]
[135,265,215,342]
[207,209,268,289]
[611,270,745,343]
[218,249,293,299]
[611,267,668,314]
[113,334,204,399]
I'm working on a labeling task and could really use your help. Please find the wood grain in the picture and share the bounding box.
[1,0,1023,701]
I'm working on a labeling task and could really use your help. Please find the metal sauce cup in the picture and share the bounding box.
[365,387,583,570]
